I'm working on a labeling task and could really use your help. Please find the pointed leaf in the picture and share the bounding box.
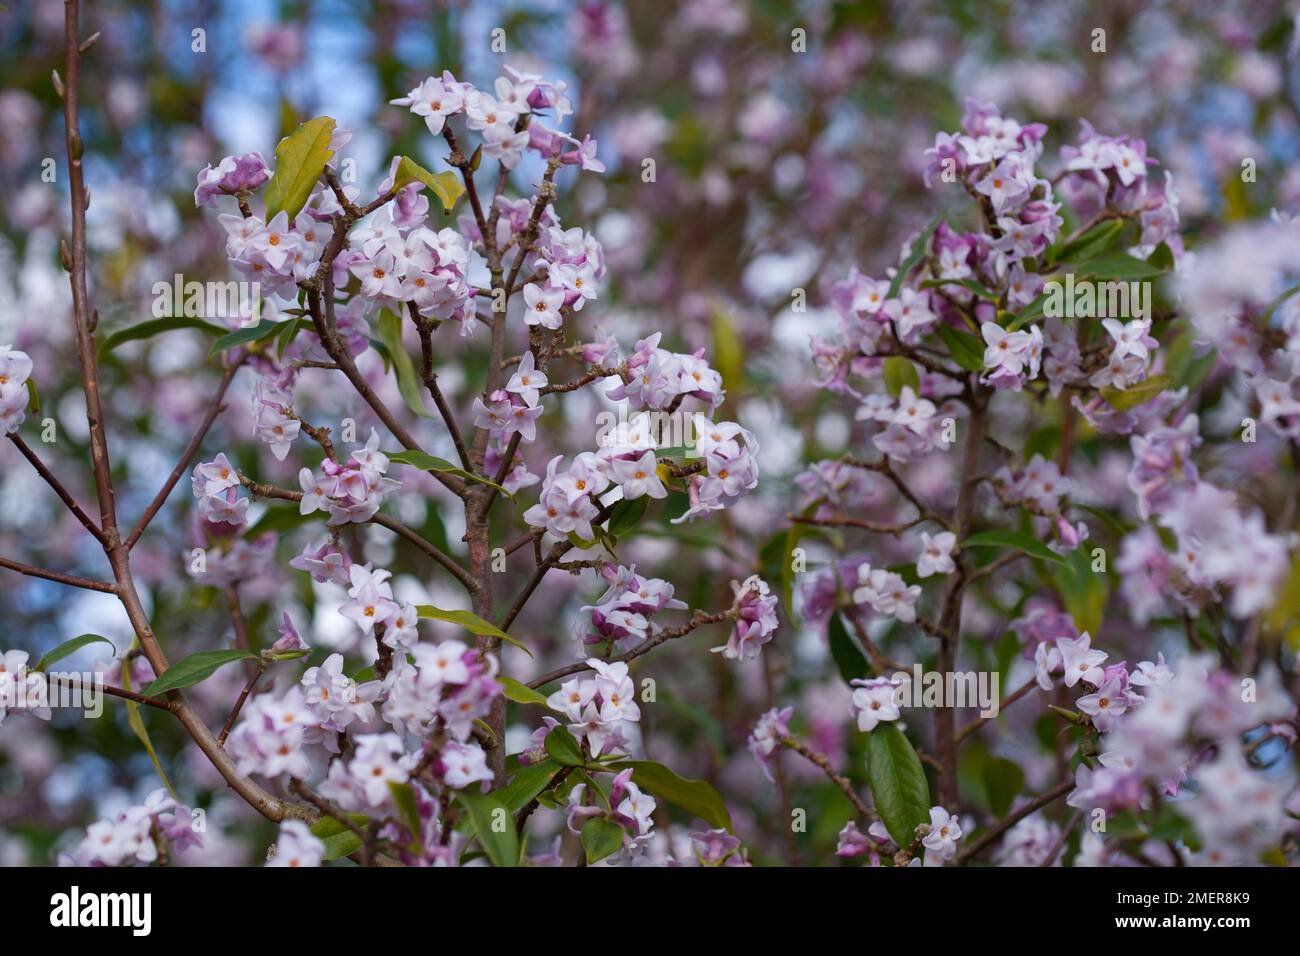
[392,156,465,212]
[375,308,434,419]
[456,789,518,867]
[581,816,626,864]
[865,722,930,847]
[605,759,732,831]
[387,450,511,497]
[35,634,114,672]
[264,116,337,221]
[963,529,1067,566]
[143,649,259,696]
[415,605,531,656]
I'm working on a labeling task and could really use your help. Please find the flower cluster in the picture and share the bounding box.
[344,199,475,330]
[383,638,500,750]
[194,151,270,207]
[298,430,400,525]
[566,767,656,858]
[851,561,921,624]
[0,345,33,434]
[546,659,640,757]
[266,820,325,868]
[61,790,201,867]
[711,574,779,661]
[577,564,687,651]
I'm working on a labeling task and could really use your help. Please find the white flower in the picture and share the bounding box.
[915,531,957,578]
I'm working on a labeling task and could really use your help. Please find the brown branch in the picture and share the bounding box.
[955,777,1075,864]
[125,356,245,549]
[0,554,115,593]
[526,609,732,688]
[7,434,106,545]
[782,737,876,820]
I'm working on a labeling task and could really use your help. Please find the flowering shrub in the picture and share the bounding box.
[770,99,1300,866]
[1,1,1298,871]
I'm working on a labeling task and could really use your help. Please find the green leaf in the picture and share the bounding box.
[887,217,941,299]
[882,356,920,397]
[143,649,259,696]
[1099,373,1172,412]
[209,318,283,357]
[605,760,732,831]
[456,790,518,867]
[779,523,805,624]
[121,655,179,800]
[375,308,434,419]
[1075,252,1167,281]
[310,814,368,861]
[963,529,1066,566]
[920,277,997,300]
[264,116,337,221]
[387,449,511,497]
[581,816,626,864]
[827,612,869,684]
[983,757,1025,817]
[244,502,312,536]
[100,316,226,355]
[543,726,585,766]
[1007,288,1052,330]
[936,323,985,371]
[25,378,40,416]
[1264,284,1300,321]
[1176,349,1217,391]
[415,604,531,656]
[1052,217,1124,264]
[392,156,465,212]
[606,497,648,537]
[499,676,548,706]
[1052,547,1109,641]
[865,722,930,847]
[387,781,423,851]
[34,634,114,672]
[496,758,564,814]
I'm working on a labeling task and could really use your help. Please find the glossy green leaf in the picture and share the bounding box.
[121,655,179,800]
[392,156,465,212]
[143,649,259,696]
[543,726,585,766]
[209,318,282,356]
[882,356,920,397]
[887,217,941,299]
[936,323,985,371]
[499,676,548,706]
[963,529,1066,566]
[456,789,518,867]
[581,816,626,864]
[387,450,511,497]
[375,308,434,419]
[100,316,225,355]
[606,497,648,538]
[34,634,114,672]
[264,116,337,221]
[496,758,564,814]
[865,722,930,847]
[605,759,732,831]
[415,605,531,656]
[827,612,869,684]
[1100,374,1171,411]
[311,814,367,861]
